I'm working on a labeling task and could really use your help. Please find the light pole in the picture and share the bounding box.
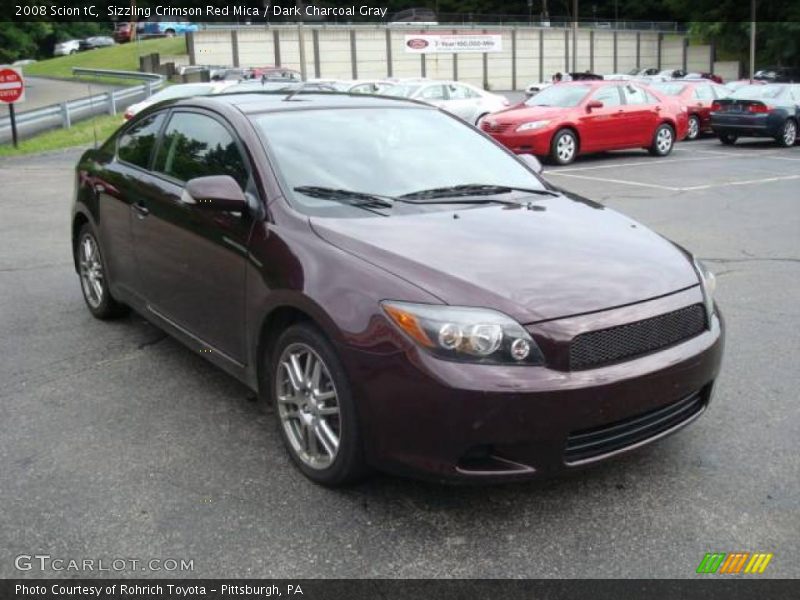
[572,0,578,73]
[749,0,756,81]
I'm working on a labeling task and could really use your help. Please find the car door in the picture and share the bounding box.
[578,85,625,151]
[445,84,482,122]
[131,109,257,364]
[91,111,167,298]
[620,83,660,146]
[415,84,450,110]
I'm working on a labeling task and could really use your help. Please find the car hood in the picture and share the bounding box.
[485,105,571,123]
[309,194,699,324]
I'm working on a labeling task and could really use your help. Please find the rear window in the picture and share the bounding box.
[651,82,686,96]
[732,84,786,100]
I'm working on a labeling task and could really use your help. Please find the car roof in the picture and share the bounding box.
[172,91,435,116]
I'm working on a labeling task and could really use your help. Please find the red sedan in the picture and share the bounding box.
[650,80,729,140]
[480,81,688,165]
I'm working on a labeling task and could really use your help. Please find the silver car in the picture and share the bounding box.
[383,80,509,124]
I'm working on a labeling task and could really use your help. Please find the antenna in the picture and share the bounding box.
[283,82,310,101]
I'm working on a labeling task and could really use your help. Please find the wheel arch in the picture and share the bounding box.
[71,210,93,273]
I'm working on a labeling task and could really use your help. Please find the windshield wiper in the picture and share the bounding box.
[399,184,559,203]
[293,186,394,215]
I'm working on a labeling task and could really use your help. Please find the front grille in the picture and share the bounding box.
[564,389,705,463]
[569,304,707,370]
[481,122,512,134]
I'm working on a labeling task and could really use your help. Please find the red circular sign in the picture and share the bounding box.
[0,68,24,104]
[406,38,429,50]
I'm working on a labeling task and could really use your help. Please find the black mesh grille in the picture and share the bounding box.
[564,389,706,463]
[569,304,707,370]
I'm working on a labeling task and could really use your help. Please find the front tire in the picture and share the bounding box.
[76,224,128,319]
[549,128,578,165]
[686,115,701,140]
[719,133,738,145]
[648,123,675,156]
[776,119,797,147]
[271,323,368,486]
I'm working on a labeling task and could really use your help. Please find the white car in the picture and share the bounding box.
[308,79,396,95]
[383,80,509,124]
[123,82,235,120]
[53,40,81,56]
[525,81,553,96]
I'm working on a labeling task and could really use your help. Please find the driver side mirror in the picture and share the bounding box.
[182,175,247,212]
[586,99,604,112]
[519,153,543,174]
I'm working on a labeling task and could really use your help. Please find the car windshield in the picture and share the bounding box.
[651,82,686,96]
[382,84,422,98]
[525,84,590,107]
[255,107,547,218]
[151,84,216,101]
[732,84,785,100]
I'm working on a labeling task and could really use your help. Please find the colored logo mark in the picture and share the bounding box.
[696,552,773,574]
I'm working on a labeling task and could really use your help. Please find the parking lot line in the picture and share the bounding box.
[548,154,747,174]
[547,172,800,192]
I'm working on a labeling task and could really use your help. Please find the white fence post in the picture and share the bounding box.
[60,102,71,129]
[107,92,116,116]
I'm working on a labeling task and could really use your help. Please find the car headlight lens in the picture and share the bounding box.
[516,120,551,132]
[382,301,544,365]
[693,257,717,322]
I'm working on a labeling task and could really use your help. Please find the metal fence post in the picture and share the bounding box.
[231,30,240,68]
[385,28,393,78]
[312,29,321,78]
[511,28,517,91]
[60,102,71,129]
[613,31,618,74]
[349,29,357,80]
[108,92,116,116]
[146,81,153,98]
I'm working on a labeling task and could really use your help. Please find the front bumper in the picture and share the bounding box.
[483,127,555,156]
[340,290,724,483]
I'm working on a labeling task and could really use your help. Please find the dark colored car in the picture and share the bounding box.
[71,92,723,485]
[754,67,800,83]
[79,36,115,51]
[480,81,688,165]
[650,80,729,140]
[711,83,800,147]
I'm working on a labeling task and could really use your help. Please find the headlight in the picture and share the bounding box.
[382,301,544,365]
[516,120,551,132]
[693,257,717,322]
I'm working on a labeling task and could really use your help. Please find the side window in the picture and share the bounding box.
[694,85,715,101]
[154,113,248,189]
[420,85,447,100]
[622,84,649,105]
[448,84,479,100]
[590,86,622,107]
[117,112,165,169]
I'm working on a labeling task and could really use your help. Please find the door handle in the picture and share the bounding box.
[132,202,150,217]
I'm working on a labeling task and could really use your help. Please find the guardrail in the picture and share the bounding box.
[0,68,165,144]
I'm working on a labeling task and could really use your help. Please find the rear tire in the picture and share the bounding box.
[648,123,675,156]
[75,224,128,320]
[686,115,701,140]
[776,119,797,147]
[549,128,578,165]
[719,133,738,145]
[270,323,369,486]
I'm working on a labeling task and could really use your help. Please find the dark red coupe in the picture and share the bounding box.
[71,92,722,485]
[480,81,689,164]
[650,80,729,140]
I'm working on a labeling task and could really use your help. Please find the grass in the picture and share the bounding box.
[23,37,187,82]
[0,114,123,158]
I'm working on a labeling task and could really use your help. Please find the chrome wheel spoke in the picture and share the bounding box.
[276,342,341,470]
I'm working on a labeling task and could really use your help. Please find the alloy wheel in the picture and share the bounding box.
[557,134,576,163]
[656,126,673,153]
[79,234,104,309]
[783,121,797,146]
[688,116,699,140]
[276,343,341,470]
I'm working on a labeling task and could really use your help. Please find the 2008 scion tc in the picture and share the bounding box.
[72,91,723,485]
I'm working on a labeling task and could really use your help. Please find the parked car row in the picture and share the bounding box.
[53,36,116,55]
[710,83,800,147]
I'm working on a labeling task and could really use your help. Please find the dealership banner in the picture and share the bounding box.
[404,34,503,54]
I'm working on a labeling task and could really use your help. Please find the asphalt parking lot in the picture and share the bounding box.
[1,136,798,579]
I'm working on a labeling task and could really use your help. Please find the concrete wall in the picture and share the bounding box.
[190,26,705,90]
